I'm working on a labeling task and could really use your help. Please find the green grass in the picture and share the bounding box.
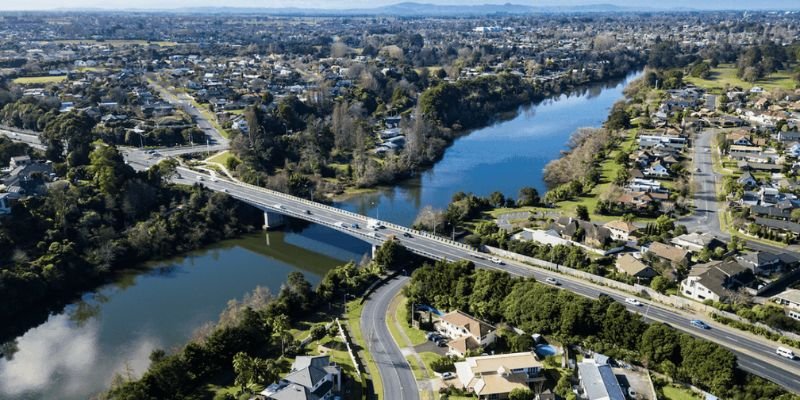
[395,294,428,346]
[662,385,702,400]
[346,300,383,399]
[685,64,797,93]
[405,355,426,380]
[206,150,236,166]
[418,352,441,373]
[13,75,66,85]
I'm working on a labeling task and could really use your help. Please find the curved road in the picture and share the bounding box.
[361,276,419,400]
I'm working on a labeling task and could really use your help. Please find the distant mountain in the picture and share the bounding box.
[167,2,653,16]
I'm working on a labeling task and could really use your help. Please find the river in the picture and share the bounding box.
[0,70,641,400]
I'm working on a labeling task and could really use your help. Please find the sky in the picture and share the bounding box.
[0,0,797,11]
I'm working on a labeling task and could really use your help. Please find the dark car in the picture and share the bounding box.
[403,232,412,238]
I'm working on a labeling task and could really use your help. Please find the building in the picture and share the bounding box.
[454,352,545,399]
[645,242,690,266]
[680,260,752,302]
[670,232,725,253]
[615,254,658,280]
[260,355,341,400]
[603,220,639,241]
[439,311,497,357]
[735,251,783,276]
[577,358,625,400]
[772,289,800,311]
[0,192,12,214]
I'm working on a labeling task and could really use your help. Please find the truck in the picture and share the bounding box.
[367,218,383,230]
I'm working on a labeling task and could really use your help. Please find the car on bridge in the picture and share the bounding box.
[624,298,642,307]
[274,203,285,210]
[490,257,504,265]
[403,232,412,238]
[545,277,560,286]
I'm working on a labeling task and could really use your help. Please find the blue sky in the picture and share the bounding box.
[0,0,797,11]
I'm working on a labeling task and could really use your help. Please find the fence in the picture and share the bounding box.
[336,318,362,376]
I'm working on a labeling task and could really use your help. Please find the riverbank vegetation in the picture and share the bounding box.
[103,241,415,400]
[0,137,261,342]
[404,260,795,400]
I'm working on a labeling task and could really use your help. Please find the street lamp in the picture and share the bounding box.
[371,201,380,220]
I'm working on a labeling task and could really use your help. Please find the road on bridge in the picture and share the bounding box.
[172,166,800,395]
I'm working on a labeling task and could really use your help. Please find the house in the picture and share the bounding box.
[550,217,612,249]
[454,352,545,399]
[737,171,758,189]
[772,289,800,311]
[646,242,690,266]
[643,162,670,178]
[9,155,31,169]
[512,228,573,247]
[735,251,783,276]
[680,260,752,302]
[615,254,658,280]
[577,358,625,400]
[603,220,639,241]
[439,311,497,357]
[670,232,725,253]
[260,355,341,400]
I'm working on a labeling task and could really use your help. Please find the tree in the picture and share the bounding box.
[489,191,506,208]
[517,187,540,207]
[270,315,290,356]
[639,323,680,367]
[576,205,590,221]
[509,387,534,400]
[372,240,409,271]
[88,144,133,195]
[41,110,95,165]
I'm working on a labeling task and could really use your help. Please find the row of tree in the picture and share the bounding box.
[404,260,793,399]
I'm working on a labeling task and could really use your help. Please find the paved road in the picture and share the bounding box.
[147,79,229,147]
[0,127,45,150]
[168,167,800,395]
[360,276,419,400]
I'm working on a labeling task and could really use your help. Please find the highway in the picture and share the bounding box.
[4,124,800,394]
[170,166,800,395]
[360,276,419,400]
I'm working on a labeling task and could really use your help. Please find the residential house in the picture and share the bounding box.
[670,232,725,253]
[0,192,13,215]
[454,352,545,399]
[439,311,497,357]
[680,260,753,302]
[603,220,639,241]
[737,171,758,189]
[772,289,800,311]
[550,217,612,249]
[643,161,670,178]
[735,251,784,276]
[615,254,658,281]
[260,355,341,400]
[646,242,690,267]
[577,358,625,400]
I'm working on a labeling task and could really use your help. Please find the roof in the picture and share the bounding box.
[616,254,657,278]
[670,232,724,250]
[473,372,529,396]
[578,361,626,400]
[463,352,543,374]
[603,220,638,234]
[736,251,781,268]
[448,335,481,355]
[284,365,328,389]
[265,383,313,400]
[440,310,495,338]
[693,260,751,298]
[647,242,689,263]
[773,289,800,305]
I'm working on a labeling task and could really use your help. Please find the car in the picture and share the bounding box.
[403,232,412,238]
[305,209,312,215]
[371,232,380,238]
[545,277,560,286]
[777,347,796,359]
[222,188,229,193]
[210,176,218,182]
[351,223,360,229]
[274,204,285,210]
[196,175,204,181]
[690,319,710,330]
[624,298,642,307]
[441,372,455,380]
[490,257,504,265]
[695,168,701,173]
[436,340,448,347]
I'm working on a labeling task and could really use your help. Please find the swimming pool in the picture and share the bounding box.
[535,344,559,357]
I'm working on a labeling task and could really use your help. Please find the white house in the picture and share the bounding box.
[438,311,497,357]
[644,162,670,178]
[454,352,545,399]
[680,260,749,302]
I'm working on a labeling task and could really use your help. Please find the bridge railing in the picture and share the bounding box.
[202,169,477,253]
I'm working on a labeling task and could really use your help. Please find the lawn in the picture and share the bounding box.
[13,75,66,85]
[346,300,383,399]
[393,294,428,346]
[685,64,797,93]
[662,385,702,400]
[206,150,236,166]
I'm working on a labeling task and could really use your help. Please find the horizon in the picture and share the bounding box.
[1,0,799,12]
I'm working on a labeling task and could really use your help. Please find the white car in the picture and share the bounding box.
[274,204,285,210]
[777,347,796,359]
[624,298,642,307]
[545,277,560,286]
[490,257,504,265]
[196,175,204,182]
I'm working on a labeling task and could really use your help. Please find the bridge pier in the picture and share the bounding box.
[371,244,379,259]
[262,210,285,230]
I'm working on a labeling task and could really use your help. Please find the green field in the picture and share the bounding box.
[662,385,702,400]
[13,75,66,85]
[685,64,797,92]
[345,300,383,399]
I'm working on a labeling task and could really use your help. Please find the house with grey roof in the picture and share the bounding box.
[577,358,625,400]
[679,260,753,303]
[260,355,341,400]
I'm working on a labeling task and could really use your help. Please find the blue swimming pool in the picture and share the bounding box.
[535,344,558,357]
